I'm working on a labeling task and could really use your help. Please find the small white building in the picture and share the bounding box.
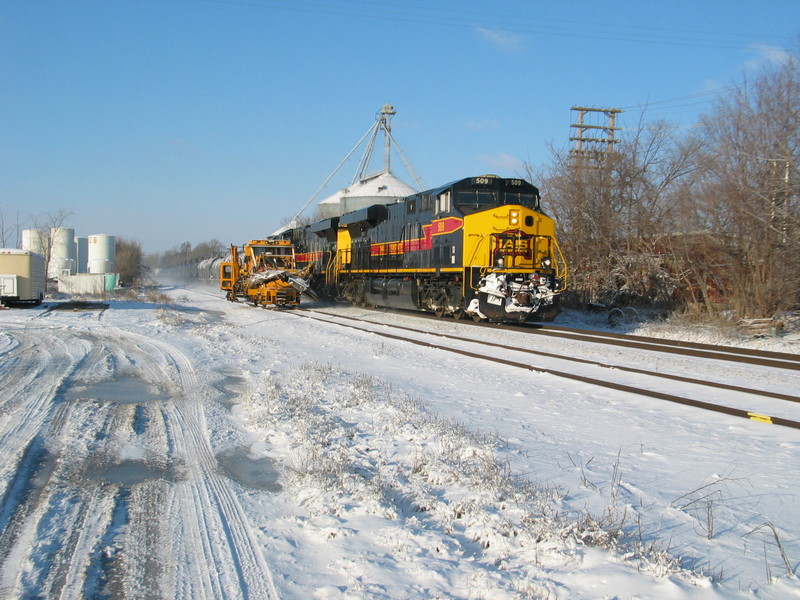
[56,273,119,295]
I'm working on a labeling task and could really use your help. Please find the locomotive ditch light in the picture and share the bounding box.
[542,257,552,267]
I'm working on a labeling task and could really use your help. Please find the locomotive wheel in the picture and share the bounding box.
[472,313,482,322]
[452,306,465,320]
[434,295,447,318]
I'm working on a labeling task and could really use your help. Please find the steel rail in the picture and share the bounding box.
[360,306,800,371]
[308,309,800,404]
[534,322,797,361]
[292,309,800,431]
[514,325,800,371]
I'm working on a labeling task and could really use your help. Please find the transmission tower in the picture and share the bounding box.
[569,106,622,163]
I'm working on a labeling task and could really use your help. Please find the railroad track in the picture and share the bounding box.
[188,285,799,371]
[292,307,800,431]
[178,288,800,429]
[515,322,800,371]
[351,304,800,371]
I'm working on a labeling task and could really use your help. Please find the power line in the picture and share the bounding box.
[620,86,738,111]
[189,0,790,51]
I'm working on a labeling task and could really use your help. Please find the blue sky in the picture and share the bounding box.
[1,0,798,254]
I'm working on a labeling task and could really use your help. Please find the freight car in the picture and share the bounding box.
[282,175,567,322]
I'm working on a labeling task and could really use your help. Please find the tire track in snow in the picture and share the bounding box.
[0,327,75,450]
[89,326,272,598]
[0,351,177,599]
[0,400,117,598]
[0,312,279,599]
[0,323,158,598]
[117,328,280,600]
[0,325,104,594]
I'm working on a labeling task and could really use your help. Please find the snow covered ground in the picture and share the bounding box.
[0,284,798,599]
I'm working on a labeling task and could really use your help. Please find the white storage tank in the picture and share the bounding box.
[48,257,73,278]
[88,234,116,274]
[21,229,49,255]
[49,227,76,277]
[75,237,89,273]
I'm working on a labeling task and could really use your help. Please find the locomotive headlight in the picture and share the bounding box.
[509,210,520,226]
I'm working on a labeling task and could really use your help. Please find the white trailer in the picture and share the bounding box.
[0,249,46,305]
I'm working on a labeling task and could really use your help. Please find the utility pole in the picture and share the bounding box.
[569,106,622,163]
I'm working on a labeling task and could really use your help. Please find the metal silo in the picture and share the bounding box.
[75,237,89,273]
[49,227,76,277]
[21,229,48,255]
[88,234,116,274]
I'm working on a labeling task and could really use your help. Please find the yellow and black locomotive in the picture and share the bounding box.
[282,175,567,322]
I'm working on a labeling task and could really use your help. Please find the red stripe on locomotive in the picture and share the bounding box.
[370,217,463,256]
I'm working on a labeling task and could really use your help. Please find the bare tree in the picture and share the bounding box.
[694,55,800,318]
[29,209,74,288]
[157,239,226,269]
[116,238,147,285]
[0,209,20,248]
[533,115,700,308]
[529,50,799,320]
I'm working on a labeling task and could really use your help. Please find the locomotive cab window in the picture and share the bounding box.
[505,192,539,210]
[456,190,498,209]
[436,191,451,214]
